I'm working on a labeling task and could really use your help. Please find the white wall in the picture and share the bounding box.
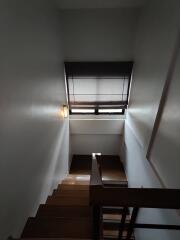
[60,7,137,157]
[127,0,180,151]
[70,117,124,155]
[71,134,122,155]
[60,8,139,61]
[123,124,180,240]
[150,38,180,188]
[70,118,124,134]
[0,1,69,239]
[123,0,180,240]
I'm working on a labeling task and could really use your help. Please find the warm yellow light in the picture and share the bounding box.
[63,104,68,118]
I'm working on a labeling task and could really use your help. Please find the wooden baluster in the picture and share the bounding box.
[126,207,139,240]
[90,154,103,239]
[92,205,102,240]
[118,207,128,240]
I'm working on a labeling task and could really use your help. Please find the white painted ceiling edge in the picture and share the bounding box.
[56,0,147,9]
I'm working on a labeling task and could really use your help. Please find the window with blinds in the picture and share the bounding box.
[65,62,133,114]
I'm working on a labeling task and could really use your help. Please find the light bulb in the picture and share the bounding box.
[63,105,68,118]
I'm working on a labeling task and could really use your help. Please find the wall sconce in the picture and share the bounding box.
[63,104,68,118]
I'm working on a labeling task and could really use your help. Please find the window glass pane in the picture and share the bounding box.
[71,109,95,113]
[66,62,133,114]
[70,94,97,102]
[98,78,124,94]
[98,109,123,113]
[69,77,97,95]
[69,77,129,103]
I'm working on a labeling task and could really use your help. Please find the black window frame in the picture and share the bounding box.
[65,61,133,115]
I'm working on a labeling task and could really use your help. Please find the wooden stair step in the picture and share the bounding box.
[53,189,89,197]
[103,181,128,187]
[46,196,89,206]
[36,204,92,218]
[70,155,92,173]
[104,238,134,240]
[21,217,92,238]
[21,238,92,240]
[103,229,135,239]
[104,237,134,240]
[61,180,89,185]
[103,213,121,221]
[103,217,131,230]
[102,206,124,214]
[59,184,89,190]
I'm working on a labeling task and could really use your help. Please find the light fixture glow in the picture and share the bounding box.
[98,109,123,113]
[92,152,102,160]
[63,105,68,118]
[71,109,95,113]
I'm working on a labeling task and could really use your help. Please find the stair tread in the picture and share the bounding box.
[103,214,121,220]
[46,196,89,206]
[22,217,92,238]
[20,237,93,240]
[102,206,124,214]
[62,180,89,185]
[103,221,131,230]
[54,189,89,197]
[21,155,129,240]
[59,184,89,190]
[36,205,92,218]
[21,238,92,240]
[103,215,131,224]
[103,180,128,187]
[103,229,134,239]
[104,237,134,240]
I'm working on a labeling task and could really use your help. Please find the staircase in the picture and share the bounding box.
[21,177,92,239]
[102,207,135,239]
[20,155,135,240]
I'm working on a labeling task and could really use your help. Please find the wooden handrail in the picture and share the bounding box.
[89,156,180,240]
[90,156,180,209]
[90,155,103,188]
[90,155,103,240]
[90,187,180,209]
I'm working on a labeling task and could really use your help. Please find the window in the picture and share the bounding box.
[65,62,133,114]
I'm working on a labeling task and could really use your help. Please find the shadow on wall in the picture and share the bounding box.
[48,119,69,193]
[0,1,69,239]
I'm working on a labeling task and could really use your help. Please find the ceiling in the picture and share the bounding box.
[56,0,147,9]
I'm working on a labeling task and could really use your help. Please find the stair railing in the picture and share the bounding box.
[90,154,103,240]
[90,155,180,240]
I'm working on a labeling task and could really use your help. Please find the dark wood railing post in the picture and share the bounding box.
[126,207,139,240]
[92,204,102,240]
[118,207,128,240]
[89,155,180,239]
[90,154,103,240]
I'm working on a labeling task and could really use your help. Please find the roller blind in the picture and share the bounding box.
[65,62,133,114]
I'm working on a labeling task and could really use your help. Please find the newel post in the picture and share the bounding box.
[90,154,103,240]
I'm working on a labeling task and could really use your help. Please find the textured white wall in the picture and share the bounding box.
[150,39,180,188]
[60,7,138,157]
[123,124,180,240]
[71,134,122,155]
[70,118,124,155]
[0,1,69,239]
[60,8,139,61]
[123,0,180,240]
[70,119,124,134]
[127,0,180,151]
